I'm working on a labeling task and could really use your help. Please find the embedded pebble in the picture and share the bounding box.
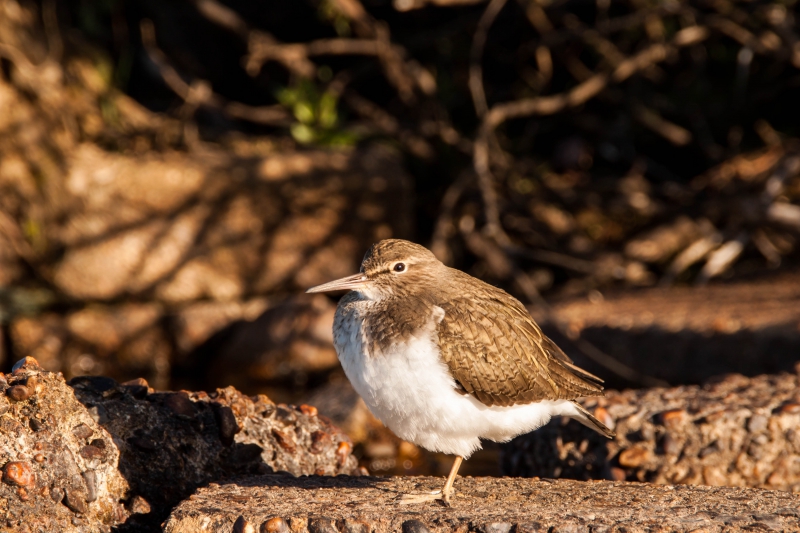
[661,434,682,456]
[120,378,150,399]
[128,495,152,514]
[211,403,240,446]
[659,409,687,428]
[618,446,652,468]
[275,406,296,424]
[82,470,98,502]
[402,520,432,533]
[11,357,41,373]
[271,429,297,453]
[72,423,94,440]
[342,518,370,533]
[50,486,65,503]
[234,515,256,533]
[310,430,332,454]
[2,461,35,488]
[780,402,800,414]
[6,385,32,402]
[299,404,318,416]
[262,516,290,533]
[336,441,352,466]
[163,392,196,417]
[309,517,338,533]
[481,523,512,533]
[63,488,88,514]
[747,414,768,432]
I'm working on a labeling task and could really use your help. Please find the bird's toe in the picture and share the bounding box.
[397,490,442,505]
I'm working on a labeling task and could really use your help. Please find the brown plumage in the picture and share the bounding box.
[357,239,605,408]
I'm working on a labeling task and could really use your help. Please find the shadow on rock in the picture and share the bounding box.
[68,376,362,532]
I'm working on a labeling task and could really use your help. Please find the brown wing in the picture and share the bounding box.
[436,283,604,407]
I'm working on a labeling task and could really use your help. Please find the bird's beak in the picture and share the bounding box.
[306,273,370,293]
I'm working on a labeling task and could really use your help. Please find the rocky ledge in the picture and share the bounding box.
[502,369,800,492]
[0,357,360,533]
[163,474,800,533]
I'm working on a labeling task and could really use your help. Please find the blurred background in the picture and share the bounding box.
[1,0,799,480]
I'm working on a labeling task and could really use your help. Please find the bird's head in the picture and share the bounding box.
[306,239,444,300]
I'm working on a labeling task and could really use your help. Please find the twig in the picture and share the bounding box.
[140,20,291,127]
[469,0,508,117]
[470,26,709,243]
[430,171,473,264]
[485,26,709,128]
[473,123,505,241]
[661,233,722,286]
[330,0,419,102]
[696,233,748,285]
[632,104,692,146]
[342,91,434,159]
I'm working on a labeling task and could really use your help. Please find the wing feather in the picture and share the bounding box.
[436,278,604,407]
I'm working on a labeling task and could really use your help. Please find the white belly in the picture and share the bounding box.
[333,304,574,458]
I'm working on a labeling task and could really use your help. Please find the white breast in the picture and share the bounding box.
[333,298,578,458]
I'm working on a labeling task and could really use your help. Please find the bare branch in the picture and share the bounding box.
[485,26,709,129]
[633,104,693,146]
[140,20,291,127]
[469,0,508,117]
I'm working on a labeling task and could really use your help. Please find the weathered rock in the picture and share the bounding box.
[535,271,800,387]
[502,370,800,492]
[0,360,130,532]
[162,474,800,533]
[69,375,361,531]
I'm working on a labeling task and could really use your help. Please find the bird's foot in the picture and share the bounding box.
[398,489,452,506]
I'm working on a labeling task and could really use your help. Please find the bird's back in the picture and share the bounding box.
[435,268,605,407]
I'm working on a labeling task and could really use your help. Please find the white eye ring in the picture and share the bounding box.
[392,262,406,273]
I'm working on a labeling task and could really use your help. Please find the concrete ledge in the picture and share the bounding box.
[163,475,800,533]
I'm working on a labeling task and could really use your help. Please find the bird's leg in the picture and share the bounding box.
[398,456,463,505]
[440,455,463,503]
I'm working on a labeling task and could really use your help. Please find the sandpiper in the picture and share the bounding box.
[307,239,614,504]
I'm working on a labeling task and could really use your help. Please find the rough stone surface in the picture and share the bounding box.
[502,370,800,492]
[69,375,361,532]
[162,474,800,533]
[0,360,130,533]
[535,271,800,387]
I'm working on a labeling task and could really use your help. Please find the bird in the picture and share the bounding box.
[307,239,614,504]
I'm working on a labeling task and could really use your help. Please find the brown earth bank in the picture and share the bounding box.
[162,474,800,533]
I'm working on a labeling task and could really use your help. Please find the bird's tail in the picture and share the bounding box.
[568,400,616,438]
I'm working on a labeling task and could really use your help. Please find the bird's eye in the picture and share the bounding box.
[393,263,406,273]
